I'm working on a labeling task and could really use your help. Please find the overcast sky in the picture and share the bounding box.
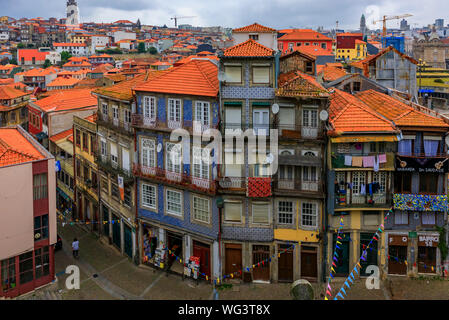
[2,0,448,30]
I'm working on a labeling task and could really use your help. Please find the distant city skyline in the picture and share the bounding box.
[2,0,449,30]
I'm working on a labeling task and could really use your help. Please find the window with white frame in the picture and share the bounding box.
[168,99,181,122]
[394,211,408,225]
[302,109,318,128]
[302,166,317,182]
[141,183,156,209]
[110,143,118,165]
[352,171,366,195]
[194,101,210,127]
[141,138,156,168]
[143,96,156,119]
[166,189,182,216]
[123,109,131,124]
[278,201,294,224]
[166,142,182,173]
[192,147,209,179]
[193,196,210,223]
[279,165,294,180]
[224,201,242,222]
[112,105,119,120]
[252,202,269,224]
[301,202,317,227]
[373,172,387,193]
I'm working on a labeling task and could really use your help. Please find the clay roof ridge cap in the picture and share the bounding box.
[193,60,219,92]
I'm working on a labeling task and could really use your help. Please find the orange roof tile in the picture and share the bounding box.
[47,77,80,87]
[49,128,73,143]
[278,29,332,41]
[223,39,274,57]
[0,128,45,167]
[329,89,396,133]
[276,71,329,98]
[32,88,97,112]
[233,23,276,33]
[356,90,449,128]
[133,60,218,97]
[319,66,347,82]
[17,49,48,62]
[295,46,333,57]
[0,85,29,100]
[53,43,87,47]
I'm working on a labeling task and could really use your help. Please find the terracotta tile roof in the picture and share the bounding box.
[134,60,218,97]
[53,43,87,47]
[17,49,48,62]
[319,65,347,82]
[0,79,14,86]
[47,77,80,87]
[351,46,418,72]
[0,85,29,100]
[0,127,45,167]
[93,71,164,101]
[49,128,73,143]
[295,46,333,57]
[337,33,364,37]
[356,90,449,128]
[233,23,276,33]
[223,39,274,57]
[278,29,332,41]
[329,89,396,133]
[32,88,97,112]
[63,61,92,68]
[276,71,329,98]
[90,63,114,73]
[18,67,59,77]
[84,113,97,123]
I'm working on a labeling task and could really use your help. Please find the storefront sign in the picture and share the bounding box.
[418,235,439,247]
[396,156,448,173]
[389,235,408,246]
[408,231,417,239]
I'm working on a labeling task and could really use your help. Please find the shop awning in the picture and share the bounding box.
[331,135,398,143]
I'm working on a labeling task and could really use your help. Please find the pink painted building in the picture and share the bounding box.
[0,126,56,298]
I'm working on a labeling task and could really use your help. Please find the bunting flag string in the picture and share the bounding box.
[324,215,345,299]
[57,212,122,226]
[331,208,393,301]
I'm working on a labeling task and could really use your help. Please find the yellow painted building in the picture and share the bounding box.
[336,40,367,62]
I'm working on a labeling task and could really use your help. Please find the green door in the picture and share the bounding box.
[103,206,109,237]
[124,224,133,258]
[112,216,121,249]
[360,233,378,276]
[333,233,350,276]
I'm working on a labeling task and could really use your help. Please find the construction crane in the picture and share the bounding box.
[170,16,197,28]
[373,14,413,37]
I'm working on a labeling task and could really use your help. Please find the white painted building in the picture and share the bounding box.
[91,35,110,53]
[232,23,278,51]
[113,31,136,43]
[53,43,89,56]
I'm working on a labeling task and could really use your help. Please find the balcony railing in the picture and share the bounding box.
[97,114,133,134]
[336,193,391,208]
[397,152,449,158]
[273,178,323,193]
[132,115,218,133]
[218,177,246,190]
[220,123,325,139]
[331,152,395,169]
[96,154,133,184]
[133,163,216,194]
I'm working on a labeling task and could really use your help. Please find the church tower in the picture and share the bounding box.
[66,0,79,26]
[360,14,367,35]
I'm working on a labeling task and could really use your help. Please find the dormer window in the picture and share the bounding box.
[249,34,259,41]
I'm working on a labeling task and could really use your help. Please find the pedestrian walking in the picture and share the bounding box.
[72,238,79,259]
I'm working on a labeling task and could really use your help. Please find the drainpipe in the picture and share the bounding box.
[322,105,330,284]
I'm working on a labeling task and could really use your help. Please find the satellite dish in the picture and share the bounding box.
[445,135,449,147]
[271,103,279,114]
[319,110,329,121]
[157,143,162,153]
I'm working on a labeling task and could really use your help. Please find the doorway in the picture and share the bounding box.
[112,214,121,249]
[193,240,211,279]
[278,244,293,282]
[333,233,350,276]
[418,246,437,273]
[301,246,318,280]
[360,233,378,276]
[388,246,407,275]
[252,245,270,281]
[167,232,183,269]
[124,224,133,258]
[225,243,242,279]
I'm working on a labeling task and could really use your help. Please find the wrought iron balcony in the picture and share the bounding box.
[272,178,323,193]
[133,164,217,194]
[131,115,218,133]
[335,192,392,209]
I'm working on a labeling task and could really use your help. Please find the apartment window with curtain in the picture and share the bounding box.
[75,129,81,147]
[394,211,408,225]
[90,135,95,156]
[252,66,270,84]
[166,142,182,173]
[302,166,317,182]
[398,139,413,156]
[194,101,210,127]
[352,171,366,195]
[373,172,387,193]
[423,136,440,157]
[33,173,48,200]
[422,212,436,225]
[110,143,118,166]
[224,66,242,83]
[419,173,438,194]
[224,201,242,222]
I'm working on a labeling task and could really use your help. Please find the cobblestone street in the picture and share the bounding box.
[13,224,449,300]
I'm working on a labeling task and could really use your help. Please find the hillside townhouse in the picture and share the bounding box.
[0,85,31,128]
[14,67,59,90]
[0,126,56,298]
[132,60,221,280]
[218,36,278,283]
[53,42,89,56]
[89,54,114,67]
[357,90,449,278]
[73,114,100,234]
[336,33,367,62]
[17,49,49,69]
[0,64,21,79]
[27,88,97,148]
[326,89,398,279]
[62,57,92,71]
[278,30,333,55]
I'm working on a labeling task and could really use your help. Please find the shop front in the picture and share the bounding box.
[166,231,183,274]
[142,224,159,265]
[418,234,439,274]
[192,240,211,279]
[387,234,408,275]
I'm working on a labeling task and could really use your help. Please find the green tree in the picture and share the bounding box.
[148,47,157,55]
[60,51,72,64]
[9,57,18,65]
[17,43,25,49]
[138,42,146,53]
[43,59,52,68]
